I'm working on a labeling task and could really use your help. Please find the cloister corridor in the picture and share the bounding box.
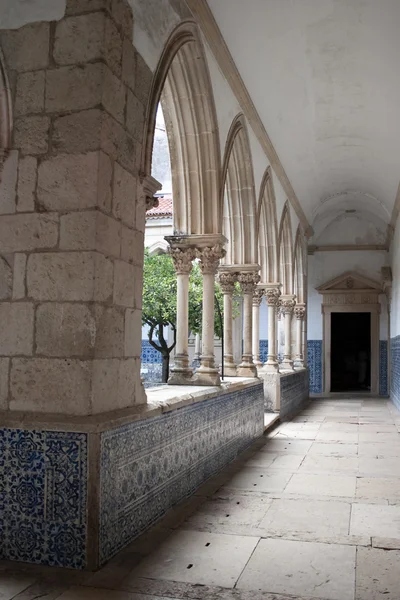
[2,397,400,600]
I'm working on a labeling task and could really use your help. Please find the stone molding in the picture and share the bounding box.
[196,244,225,275]
[168,246,195,275]
[280,295,296,315]
[218,270,237,293]
[140,174,162,211]
[294,304,306,320]
[238,271,260,294]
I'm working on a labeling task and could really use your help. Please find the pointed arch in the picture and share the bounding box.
[221,114,258,265]
[293,224,307,303]
[141,20,221,235]
[278,201,294,294]
[0,47,12,149]
[257,167,279,283]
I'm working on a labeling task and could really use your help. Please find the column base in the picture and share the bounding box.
[263,359,280,373]
[280,359,294,372]
[294,362,305,371]
[194,366,221,386]
[237,361,258,378]
[253,358,263,368]
[168,367,194,385]
[224,363,238,376]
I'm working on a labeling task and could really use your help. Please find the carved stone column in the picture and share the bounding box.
[237,271,260,377]
[219,270,238,376]
[167,246,195,384]
[196,244,225,386]
[264,285,281,372]
[252,288,264,368]
[294,303,306,369]
[280,295,296,371]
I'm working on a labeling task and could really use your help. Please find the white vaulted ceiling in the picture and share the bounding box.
[207,0,400,240]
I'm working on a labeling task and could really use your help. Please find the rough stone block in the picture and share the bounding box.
[46,63,104,113]
[14,116,50,155]
[96,212,121,257]
[126,89,144,141]
[113,260,135,307]
[91,358,119,413]
[124,308,141,357]
[65,0,111,15]
[17,156,37,212]
[111,0,133,40]
[94,305,124,357]
[60,211,96,250]
[37,152,99,211]
[103,66,125,125]
[135,51,153,105]
[27,252,96,301]
[0,23,49,72]
[0,256,12,300]
[135,193,147,233]
[122,38,135,91]
[113,162,136,227]
[104,16,122,77]
[0,302,34,356]
[121,226,143,264]
[0,358,9,409]
[97,151,113,213]
[12,254,27,299]
[119,357,145,407]
[101,111,136,174]
[52,109,102,154]
[94,253,114,301]
[0,150,18,214]
[0,214,58,253]
[36,303,96,357]
[54,13,105,65]
[133,265,143,309]
[10,358,91,414]
[15,70,45,116]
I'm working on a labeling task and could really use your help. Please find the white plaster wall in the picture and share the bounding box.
[307,249,389,340]
[390,220,400,337]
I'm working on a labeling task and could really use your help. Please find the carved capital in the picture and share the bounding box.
[252,288,264,306]
[265,287,281,307]
[169,247,195,275]
[294,305,306,320]
[280,297,296,315]
[218,271,237,293]
[238,272,260,294]
[196,244,225,275]
[139,174,162,211]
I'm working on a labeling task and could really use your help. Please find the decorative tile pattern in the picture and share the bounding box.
[391,335,400,410]
[308,340,323,394]
[280,370,309,421]
[99,384,264,564]
[141,340,162,364]
[379,340,388,397]
[259,340,268,363]
[141,362,162,385]
[0,429,87,569]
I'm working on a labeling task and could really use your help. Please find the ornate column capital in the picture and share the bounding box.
[139,174,162,211]
[168,247,195,275]
[196,244,226,275]
[252,288,264,306]
[280,295,296,315]
[294,304,306,320]
[238,271,260,294]
[265,286,281,306]
[218,271,237,293]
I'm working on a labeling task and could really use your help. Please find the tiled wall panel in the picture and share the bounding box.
[280,370,309,420]
[307,340,323,394]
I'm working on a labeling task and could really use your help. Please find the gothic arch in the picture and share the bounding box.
[278,201,294,294]
[0,47,12,149]
[221,114,258,265]
[257,167,279,283]
[293,224,307,303]
[141,21,221,235]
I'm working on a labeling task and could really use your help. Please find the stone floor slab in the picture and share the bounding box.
[260,438,313,454]
[284,473,357,497]
[356,477,400,500]
[237,538,356,600]
[308,442,358,456]
[350,503,400,538]
[223,468,292,493]
[0,576,36,600]
[57,587,170,600]
[300,455,359,473]
[356,547,400,600]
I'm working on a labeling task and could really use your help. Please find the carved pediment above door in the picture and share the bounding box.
[317,271,382,305]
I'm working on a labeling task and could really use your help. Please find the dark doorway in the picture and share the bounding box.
[331,313,371,392]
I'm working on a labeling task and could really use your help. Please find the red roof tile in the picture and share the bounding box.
[146,195,173,219]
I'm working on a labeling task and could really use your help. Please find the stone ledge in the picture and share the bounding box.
[0,376,261,433]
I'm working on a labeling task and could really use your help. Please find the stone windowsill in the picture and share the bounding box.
[0,377,262,434]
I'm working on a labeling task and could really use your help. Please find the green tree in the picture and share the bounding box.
[142,250,240,382]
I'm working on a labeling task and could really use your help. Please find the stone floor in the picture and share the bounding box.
[2,397,400,600]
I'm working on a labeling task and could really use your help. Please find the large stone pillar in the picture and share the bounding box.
[237,269,260,377]
[263,284,281,372]
[252,288,264,368]
[280,295,296,371]
[196,243,225,386]
[218,269,238,376]
[167,246,195,384]
[294,303,306,369]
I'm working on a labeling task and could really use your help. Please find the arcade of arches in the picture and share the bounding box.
[1,0,400,595]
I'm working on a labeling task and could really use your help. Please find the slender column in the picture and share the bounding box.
[264,286,281,372]
[192,333,202,368]
[294,304,306,369]
[195,244,225,386]
[280,295,296,371]
[252,289,264,368]
[168,247,195,384]
[237,271,260,377]
[219,271,238,376]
